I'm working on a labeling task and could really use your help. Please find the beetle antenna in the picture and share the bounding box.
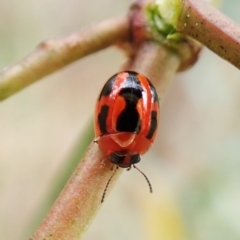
[133,165,153,193]
[101,166,119,203]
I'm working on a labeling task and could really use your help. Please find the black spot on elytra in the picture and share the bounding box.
[98,105,109,134]
[116,89,142,133]
[146,111,158,139]
[115,72,143,133]
[98,74,117,100]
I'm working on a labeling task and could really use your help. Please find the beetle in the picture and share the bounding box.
[94,71,160,202]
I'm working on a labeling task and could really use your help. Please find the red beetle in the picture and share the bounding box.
[94,71,160,201]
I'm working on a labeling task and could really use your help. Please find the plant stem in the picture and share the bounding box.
[178,0,240,69]
[24,123,94,240]
[30,142,123,240]
[30,42,181,240]
[0,16,130,101]
[130,42,180,99]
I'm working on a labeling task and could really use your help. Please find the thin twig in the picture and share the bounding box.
[0,15,130,100]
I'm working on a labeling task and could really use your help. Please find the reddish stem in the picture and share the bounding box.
[0,16,130,100]
[178,0,240,69]
[30,143,123,240]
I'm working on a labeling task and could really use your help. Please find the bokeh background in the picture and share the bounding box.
[1,0,240,239]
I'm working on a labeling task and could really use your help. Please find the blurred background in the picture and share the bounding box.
[1,0,240,239]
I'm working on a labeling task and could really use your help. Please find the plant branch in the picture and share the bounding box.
[30,42,181,240]
[30,142,123,240]
[130,42,180,99]
[177,0,240,69]
[0,15,130,101]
